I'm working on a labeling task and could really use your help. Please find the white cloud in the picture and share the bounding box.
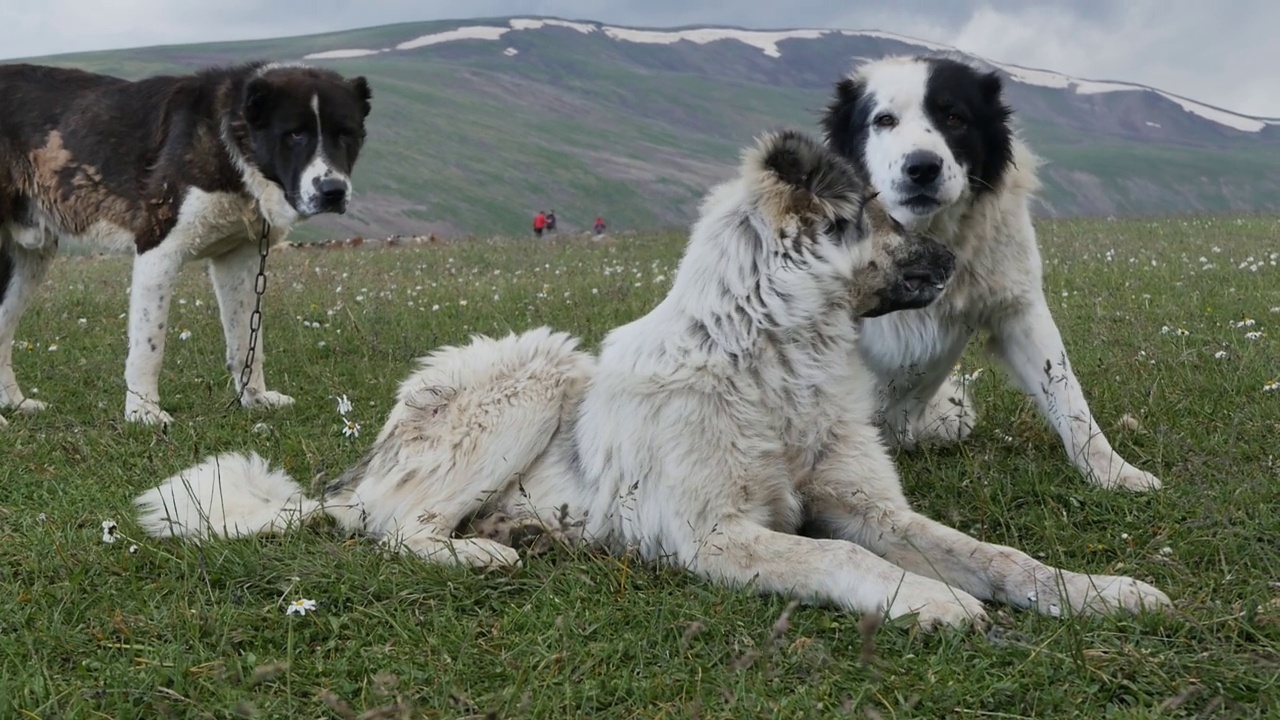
[1,0,1275,116]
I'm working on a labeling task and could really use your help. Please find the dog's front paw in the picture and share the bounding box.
[10,398,48,414]
[886,576,990,632]
[910,377,977,447]
[241,390,296,410]
[1037,572,1172,618]
[1087,452,1162,492]
[125,398,174,426]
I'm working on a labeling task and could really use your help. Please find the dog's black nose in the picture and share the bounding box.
[904,151,943,186]
[316,177,348,207]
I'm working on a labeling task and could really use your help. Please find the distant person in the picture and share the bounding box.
[546,210,557,233]
[533,210,547,238]
[593,215,607,235]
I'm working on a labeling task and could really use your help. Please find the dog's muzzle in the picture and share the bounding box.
[862,238,956,318]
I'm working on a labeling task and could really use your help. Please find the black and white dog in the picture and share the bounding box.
[821,56,1161,491]
[0,61,372,427]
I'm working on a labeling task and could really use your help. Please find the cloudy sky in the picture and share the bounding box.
[4,0,1276,117]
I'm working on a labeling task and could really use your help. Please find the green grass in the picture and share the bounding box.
[2,216,1279,718]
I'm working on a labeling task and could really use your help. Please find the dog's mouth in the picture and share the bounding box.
[861,241,957,318]
[902,194,941,211]
[900,269,948,297]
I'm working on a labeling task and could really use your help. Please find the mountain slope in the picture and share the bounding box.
[20,17,1280,241]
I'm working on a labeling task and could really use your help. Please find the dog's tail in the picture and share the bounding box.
[135,452,323,540]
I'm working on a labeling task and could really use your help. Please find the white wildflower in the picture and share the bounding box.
[285,598,317,616]
[336,394,353,415]
[101,520,118,544]
[342,418,361,438]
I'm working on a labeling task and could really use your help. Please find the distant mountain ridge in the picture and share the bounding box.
[302,19,1280,135]
[20,16,1280,241]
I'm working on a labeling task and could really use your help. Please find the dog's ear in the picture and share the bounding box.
[747,129,861,227]
[350,76,372,118]
[820,77,865,160]
[242,77,273,128]
[979,70,1006,106]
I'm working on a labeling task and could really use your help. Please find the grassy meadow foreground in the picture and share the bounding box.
[2,216,1278,718]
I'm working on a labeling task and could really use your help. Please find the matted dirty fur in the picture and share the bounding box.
[822,55,1161,491]
[136,129,1170,631]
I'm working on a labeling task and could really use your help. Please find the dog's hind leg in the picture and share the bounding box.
[688,517,989,631]
[124,240,189,425]
[0,226,57,420]
[208,239,294,412]
[805,429,1171,619]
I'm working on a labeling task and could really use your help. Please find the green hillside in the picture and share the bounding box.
[20,18,1280,241]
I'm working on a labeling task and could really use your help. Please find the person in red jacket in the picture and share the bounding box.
[533,210,547,238]
[593,215,606,235]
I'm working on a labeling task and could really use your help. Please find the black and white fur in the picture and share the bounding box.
[0,61,372,427]
[134,130,1169,631]
[822,55,1161,491]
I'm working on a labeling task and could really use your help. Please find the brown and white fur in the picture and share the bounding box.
[135,130,1170,631]
[0,61,371,427]
[822,56,1161,491]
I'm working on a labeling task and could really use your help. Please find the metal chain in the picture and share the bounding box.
[229,218,271,408]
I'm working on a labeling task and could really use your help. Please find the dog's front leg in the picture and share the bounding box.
[987,298,1161,491]
[208,241,294,411]
[806,432,1171,618]
[690,518,989,631]
[124,243,189,425]
[0,238,57,418]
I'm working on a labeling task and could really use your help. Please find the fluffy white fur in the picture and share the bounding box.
[848,56,1162,491]
[136,130,1170,631]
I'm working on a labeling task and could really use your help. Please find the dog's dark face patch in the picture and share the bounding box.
[921,59,1013,201]
[821,56,1014,229]
[241,66,372,218]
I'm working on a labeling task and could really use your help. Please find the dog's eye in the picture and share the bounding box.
[945,113,965,127]
[285,129,307,144]
[873,113,897,129]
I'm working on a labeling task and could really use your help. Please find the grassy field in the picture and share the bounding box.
[2,216,1279,718]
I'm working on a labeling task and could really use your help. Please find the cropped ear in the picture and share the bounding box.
[978,70,1014,121]
[350,76,372,118]
[745,129,862,228]
[978,70,1004,105]
[820,77,865,159]
[242,77,273,128]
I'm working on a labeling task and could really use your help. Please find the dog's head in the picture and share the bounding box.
[820,55,1013,230]
[237,63,372,218]
[746,129,956,318]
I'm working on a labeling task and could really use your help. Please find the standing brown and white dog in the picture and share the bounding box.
[0,61,372,426]
[136,130,1169,630]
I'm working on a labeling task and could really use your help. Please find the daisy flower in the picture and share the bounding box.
[179,330,192,341]
[285,598,317,616]
[1265,380,1279,393]
[101,520,118,544]
[335,394,353,415]
[1246,331,1265,341]
[342,418,361,438]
